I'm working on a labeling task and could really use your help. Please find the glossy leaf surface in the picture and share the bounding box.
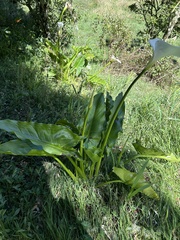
[113,167,159,199]
[83,93,106,148]
[133,140,180,162]
[0,139,47,156]
[0,120,81,155]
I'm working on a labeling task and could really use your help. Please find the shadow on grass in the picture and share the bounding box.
[1,3,179,238]
[0,0,37,57]
[0,0,86,124]
[0,156,93,240]
[0,26,92,240]
[0,55,85,124]
[0,4,91,237]
[98,149,180,239]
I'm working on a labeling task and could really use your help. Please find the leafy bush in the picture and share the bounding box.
[129,0,180,39]
[93,15,131,57]
[45,41,95,87]
[45,35,112,88]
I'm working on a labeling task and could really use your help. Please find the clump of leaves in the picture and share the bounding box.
[45,40,109,88]
[0,39,180,200]
[45,42,94,84]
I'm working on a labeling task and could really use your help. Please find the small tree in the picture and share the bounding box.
[129,0,180,40]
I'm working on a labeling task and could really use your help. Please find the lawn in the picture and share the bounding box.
[0,0,180,239]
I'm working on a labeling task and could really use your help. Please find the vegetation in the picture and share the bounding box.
[0,0,180,239]
[129,0,180,40]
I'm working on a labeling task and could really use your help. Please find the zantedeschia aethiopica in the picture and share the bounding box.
[146,38,180,69]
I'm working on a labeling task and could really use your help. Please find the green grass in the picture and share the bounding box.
[0,54,85,124]
[0,0,180,239]
[1,156,180,239]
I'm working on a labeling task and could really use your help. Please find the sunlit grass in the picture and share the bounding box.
[0,0,180,239]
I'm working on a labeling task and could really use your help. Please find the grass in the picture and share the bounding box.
[0,54,84,123]
[0,0,180,239]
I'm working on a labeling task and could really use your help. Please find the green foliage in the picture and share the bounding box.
[0,0,35,56]
[0,91,179,199]
[133,140,180,162]
[0,91,125,181]
[12,0,75,42]
[0,86,175,198]
[45,36,111,87]
[129,0,180,39]
[45,41,95,86]
[113,163,159,199]
[0,39,180,200]
[93,15,131,56]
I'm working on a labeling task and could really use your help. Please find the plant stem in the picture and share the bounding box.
[68,157,87,179]
[95,67,148,176]
[89,161,96,178]
[104,67,147,151]
[53,156,77,181]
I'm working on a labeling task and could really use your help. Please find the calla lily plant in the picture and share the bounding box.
[0,39,179,199]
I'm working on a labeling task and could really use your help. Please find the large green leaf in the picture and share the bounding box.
[113,167,159,199]
[82,93,106,148]
[0,139,77,156]
[55,119,79,134]
[106,92,125,147]
[87,75,107,86]
[0,120,81,155]
[133,140,180,162]
[84,147,103,163]
[0,139,47,156]
[70,55,86,76]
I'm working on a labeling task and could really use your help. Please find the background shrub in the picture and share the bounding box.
[129,0,180,40]
[92,15,132,58]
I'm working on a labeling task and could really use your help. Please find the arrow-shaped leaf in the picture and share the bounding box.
[113,167,159,199]
[133,140,180,162]
[0,120,81,155]
[0,139,47,156]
